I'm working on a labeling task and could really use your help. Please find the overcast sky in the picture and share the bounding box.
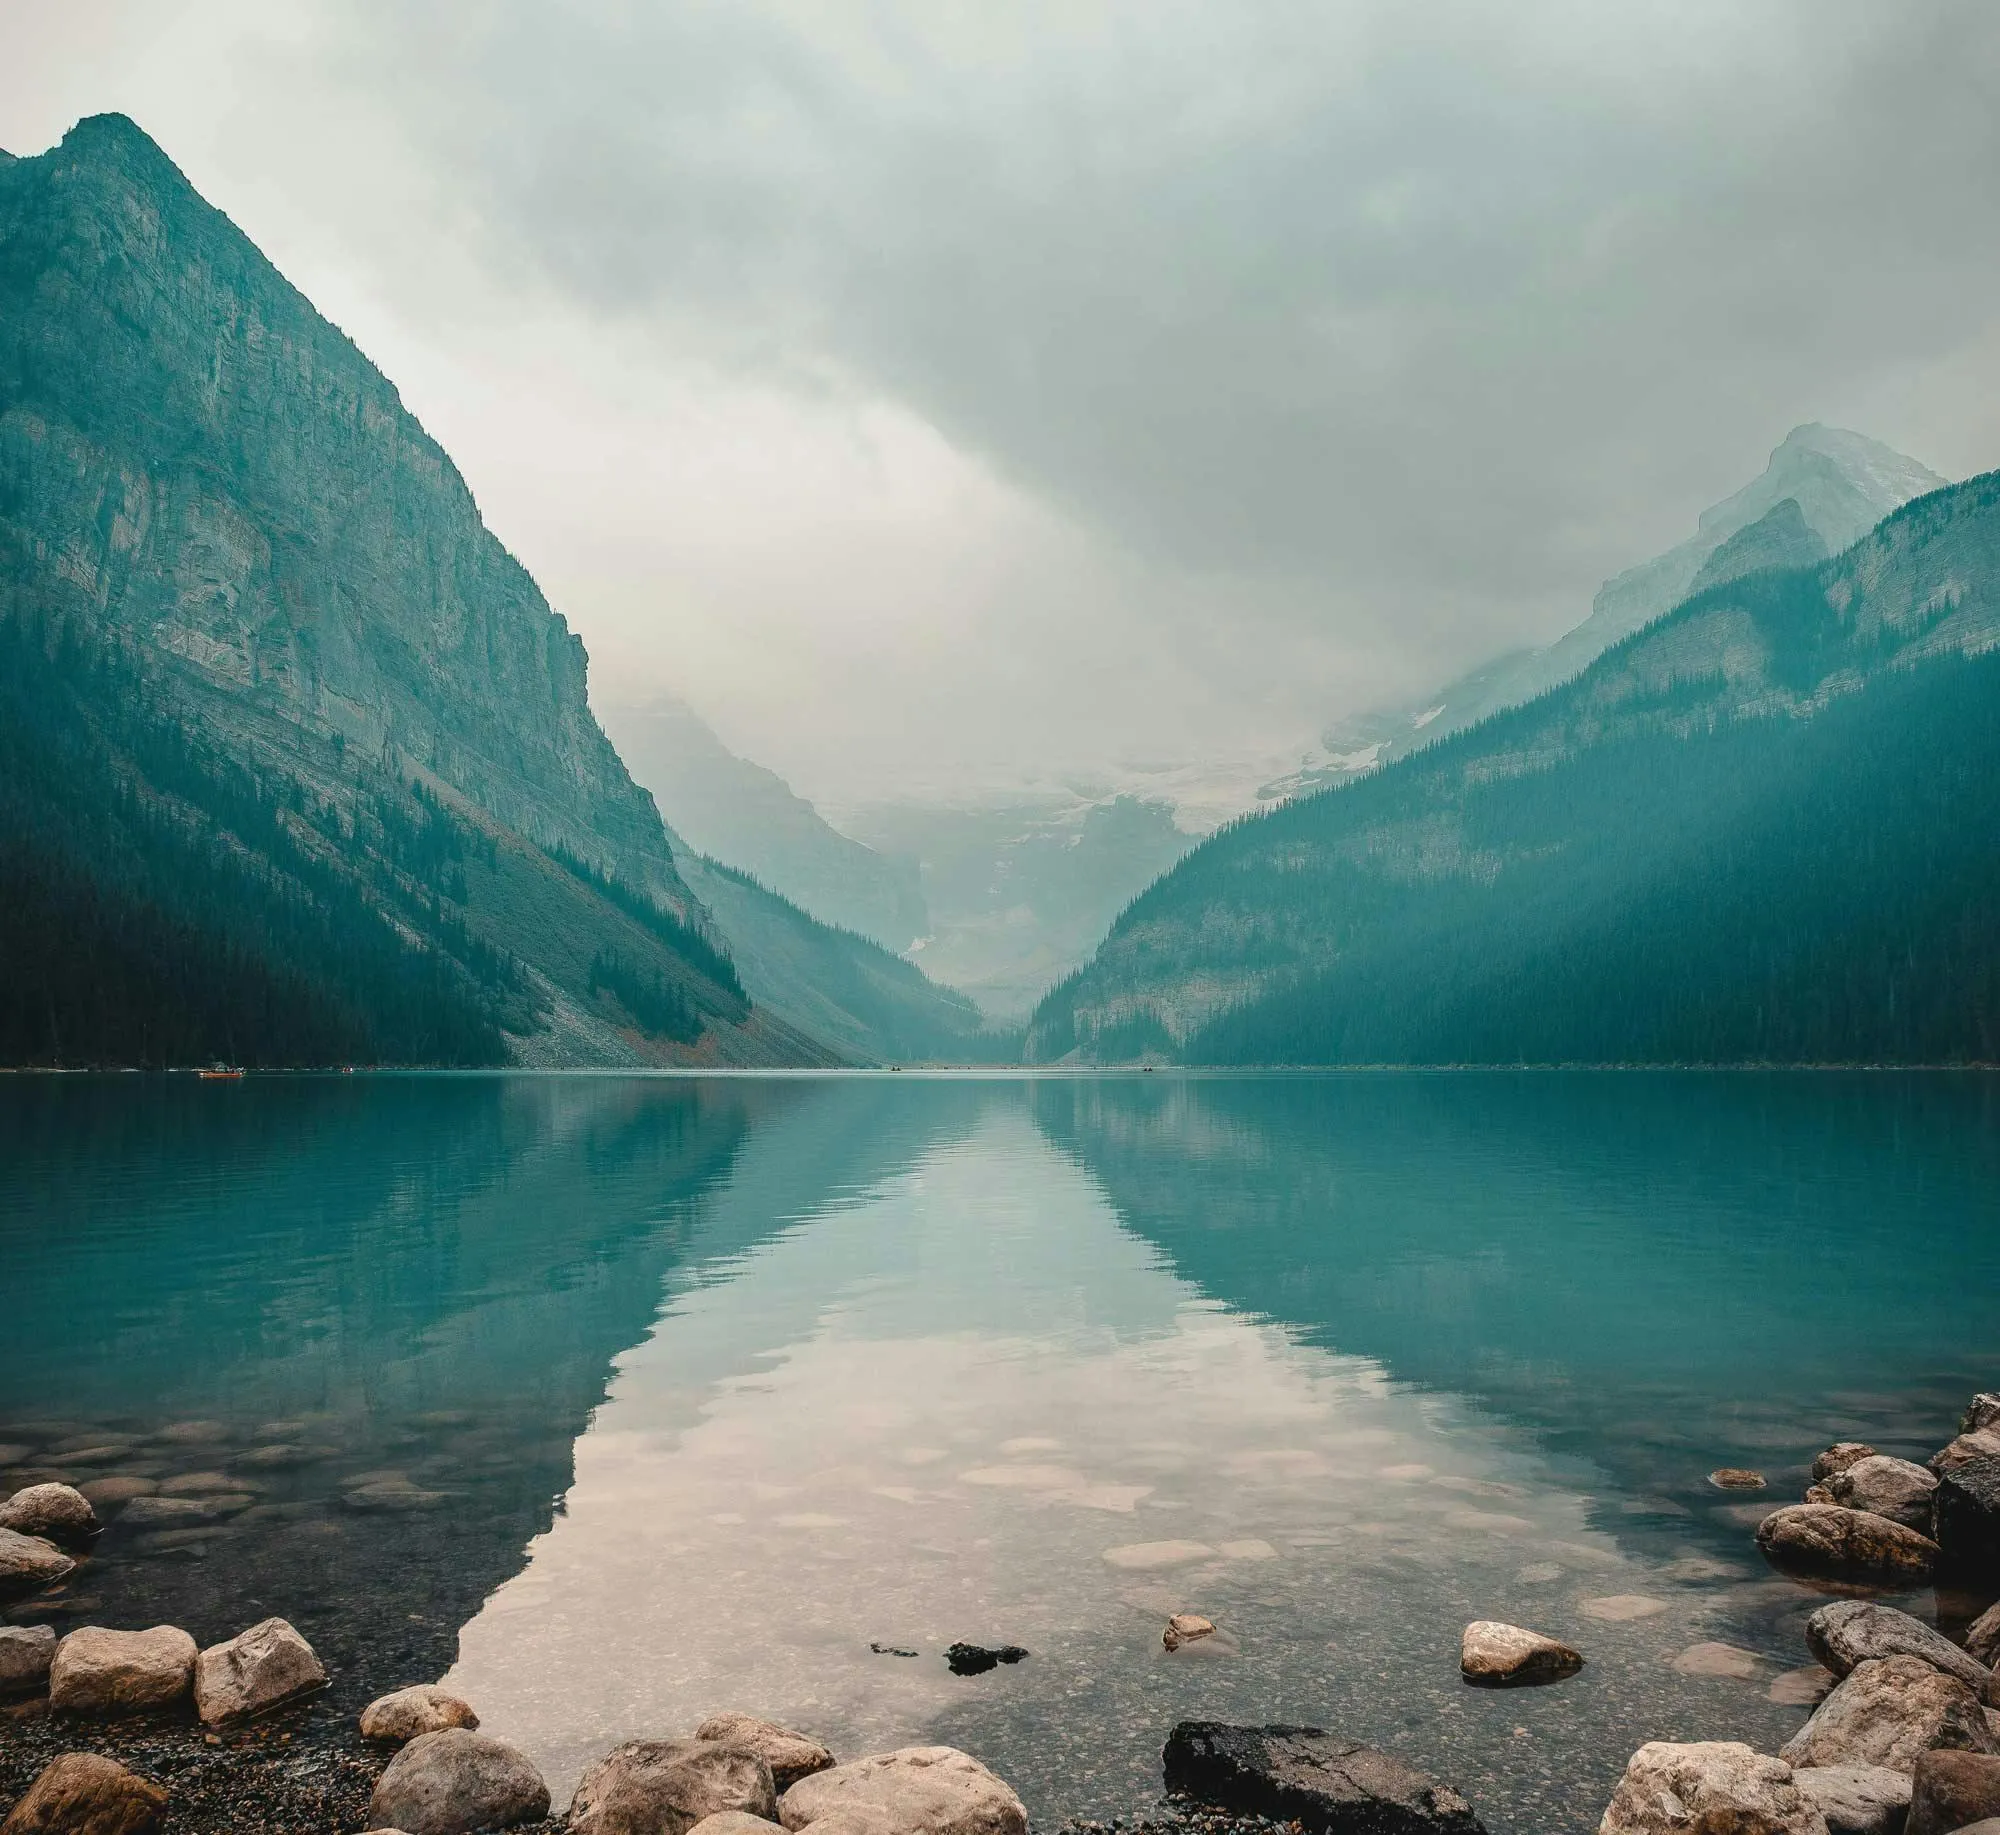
[8,1,2000,808]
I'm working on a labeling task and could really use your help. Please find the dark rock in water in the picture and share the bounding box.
[368,1728,549,1835]
[569,1738,776,1835]
[869,1643,918,1658]
[1806,1599,1992,1690]
[0,1752,167,1835]
[0,1625,56,1698]
[1162,1722,1485,1833]
[1756,1503,1939,1581]
[1934,1455,2000,1579]
[944,1643,1028,1676]
[1906,1749,2000,1835]
[1816,1444,1881,1484]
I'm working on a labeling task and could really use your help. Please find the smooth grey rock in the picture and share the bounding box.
[1967,1602,2000,1670]
[1906,1749,2000,1835]
[571,1739,777,1835]
[1808,1602,1992,1691]
[1818,1446,1884,1484]
[0,1483,100,1548]
[0,1752,168,1835]
[50,1625,198,1715]
[367,1729,549,1835]
[1157,1723,1482,1833]
[781,1747,1031,1835]
[1827,1459,1941,1534]
[1931,1435,2000,1478]
[695,1713,835,1791]
[1935,1457,2000,1579]
[1780,1657,2000,1774]
[194,1616,327,1724]
[1458,1621,1583,1687]
[1793,1764,1911,1835]
[361,1684,480,1744]
[0,1527,75,1594]
[1598,1742,1827,1835]
[0,1624,57,1697]
[1758,1505,1941,1582]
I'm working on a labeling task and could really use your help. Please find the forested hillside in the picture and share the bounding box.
[1030,472,2000,1066]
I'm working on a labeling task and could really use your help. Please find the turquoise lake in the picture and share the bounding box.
[2,1071,1998,1832]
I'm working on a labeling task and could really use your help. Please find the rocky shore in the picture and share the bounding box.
[3,1394,1998,1835]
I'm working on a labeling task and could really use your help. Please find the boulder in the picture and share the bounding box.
[1792,1765,1911,1835]
[1931,1435,2000,1478]
[1758,1506,1940,1583]
[1968,1602,2000,1670]
[1906,1749,2000,1835]
[1779,1657,2000,1774]
[1965,1398,2000,1436]
[1712,1470,1769,1490]
[1458,1621,1583,1687]
[695,1715,834,1792]
[49,1626,197,1715]
[1159,1723,1483,1833]
[0,1485,100,1549]
[361,1685,480,1744]
[1934,1457,2000,1580]
[1825,1459,1940,1534]
[688,1819,787,1835]
[1164,1615,1216,1653]
[367,1729,549,1835]
[779,1747,1029,1835]
[0,1528,74,1595]
[1818,1446,1883,1484]
[571,1740,778,1835]
[193,1617,327,1724]
[1596,1742,1825,1835]
[0,1625,57,1697]
[0,1753,168,1835]
[1807,1601,1992,1691]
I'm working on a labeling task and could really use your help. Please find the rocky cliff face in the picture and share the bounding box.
[0,113,681,909]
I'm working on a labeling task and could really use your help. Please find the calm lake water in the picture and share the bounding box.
[3,1071,1998,1832]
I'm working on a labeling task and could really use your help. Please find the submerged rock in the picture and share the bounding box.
[0,1528,74,1595]
[1823,1458,1939,1533]
[0,1483,100,1548]
[0,1624,57,1697]
[117,1495,249,1529]
[368,1728,549,1835]
[1906,1749,2000,1835]
[1710,1469,1769,1490]
[0,1752,167,1835]
[1779,1655,1999,1773]
[944,1643,1028,1676]
[1458,1621,1583,1687]
[1163,1615,1216,1653]
[571,1739,777,1835]
[194,1616,327,1724]
[1792,1763,1911,1835]
[1757,1505,1940,1582]
[1160,1722,1485,1833]
[1807,1600,1991,1691]
[1934,1455,2000,1578]
[779,1746,1028,1835]
[1670,1642,1760,1680]
[49,1626,197,1715]
[1817,1445,1882,1484]
[1598,1742,1825,1835]
[1771,1667,1842,1708]
[694,1713,835,1792]
[361,1684,481,1744]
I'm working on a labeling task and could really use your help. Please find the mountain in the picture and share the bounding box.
[0,114,986,1068]
[597,694,926,951]
[841,791,1193,1020]
[1282,425,1946,796]
[1028,466,2000,1066]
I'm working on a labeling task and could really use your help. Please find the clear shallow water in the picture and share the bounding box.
[2,1071,1998,1833]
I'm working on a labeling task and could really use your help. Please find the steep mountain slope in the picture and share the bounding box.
[1029,469,2000,1065]
[0,114,847,1066]
[677,855,1016,1063]
[598,694,927,951]
[1289,425,1945,794]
